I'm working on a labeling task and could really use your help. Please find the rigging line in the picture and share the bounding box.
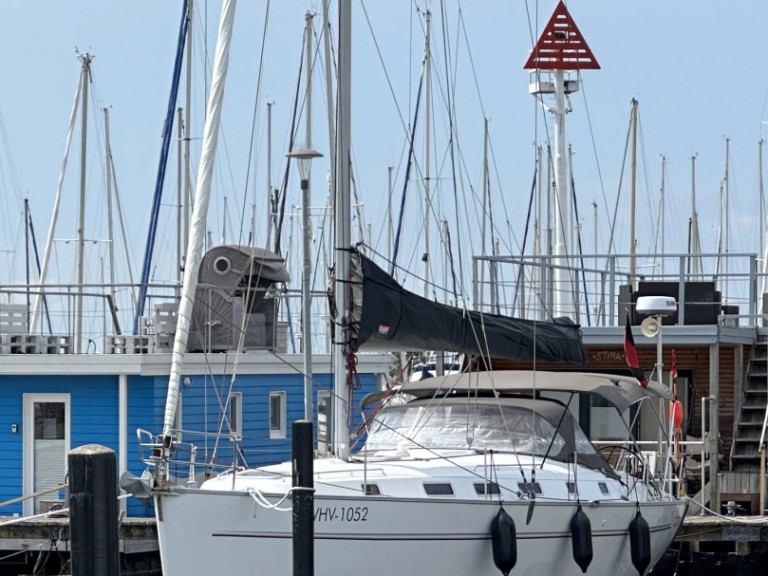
[604,101,633,272]
[637,113,656,255]
[360,1,416,148]
[26,207,53,335]
[439,0,461,301]
[0,108,24,209]
[391,74,424,275]
[134,0,190,334]
[272,42,304,256]
[511,168,537,315]
[570,171,591,326]
[235,0,271,248]
[456,5,485,119]
[576,74,611,254]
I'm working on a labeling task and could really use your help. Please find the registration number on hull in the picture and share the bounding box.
[314,506,369,522]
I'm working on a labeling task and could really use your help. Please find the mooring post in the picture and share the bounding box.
[293,420,314,576]
[68,443,119,576]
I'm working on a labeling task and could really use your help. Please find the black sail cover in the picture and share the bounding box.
[345,250,586,363]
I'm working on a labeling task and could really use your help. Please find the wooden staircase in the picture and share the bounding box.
[730,336,768,473]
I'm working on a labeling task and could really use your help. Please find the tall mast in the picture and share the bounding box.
[104,107,117,308]
[423,10,432,299]
[689,154,701,278]
[524,1,599,319]
[266,101,273,247]
[480,117,488,309]
[760,139,766,268]
[31,70,82,334]
[75,53,92,354]
[176,107,184,284]
[163,0,237,437]
[303,11,315,423]
[183,0,193,259]
[332,0,352,460]
[629,98,638,286]
[24,199,30,325]
[659,154,666,275]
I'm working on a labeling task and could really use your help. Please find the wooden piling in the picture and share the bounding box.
[292,420,314,576]
[68,443,119,576]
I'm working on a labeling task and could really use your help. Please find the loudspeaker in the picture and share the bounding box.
[640,317,660,338]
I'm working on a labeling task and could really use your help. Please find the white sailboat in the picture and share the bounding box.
[132,1,687,575]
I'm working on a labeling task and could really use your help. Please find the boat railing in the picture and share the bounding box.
[594,436,707,499]
[136,427,243,485]
[471,251,764,327]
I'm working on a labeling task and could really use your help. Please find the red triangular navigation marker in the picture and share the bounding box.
[524,1,600,71]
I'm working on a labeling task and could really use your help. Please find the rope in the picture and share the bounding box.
[0,484,67,509]
[247,486,311,512]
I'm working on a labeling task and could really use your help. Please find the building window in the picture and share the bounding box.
[269,391,286,439]
[229,392,242,440]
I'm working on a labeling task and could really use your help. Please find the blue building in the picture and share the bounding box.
[0,351,389,518]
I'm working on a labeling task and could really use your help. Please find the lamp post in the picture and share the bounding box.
[287,148,323,423]
[638,296,677,483]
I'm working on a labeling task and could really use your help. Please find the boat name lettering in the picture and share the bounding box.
[313,506,369,522]
[590,351,625,362]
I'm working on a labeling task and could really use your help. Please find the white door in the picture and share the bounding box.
[23,394,70,516]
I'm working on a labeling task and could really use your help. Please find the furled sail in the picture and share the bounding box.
[344,249,586,363]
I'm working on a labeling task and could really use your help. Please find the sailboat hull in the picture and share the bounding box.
[155,486,686,575]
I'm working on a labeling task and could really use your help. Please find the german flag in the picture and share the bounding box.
[623,315,648,387]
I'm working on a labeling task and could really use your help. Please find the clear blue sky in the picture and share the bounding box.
[0,1,766,311]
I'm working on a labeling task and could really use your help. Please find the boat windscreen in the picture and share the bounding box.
[364,403,580,457]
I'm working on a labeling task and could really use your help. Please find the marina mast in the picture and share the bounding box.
[524,1,599,319]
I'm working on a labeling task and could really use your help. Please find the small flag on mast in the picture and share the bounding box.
[623,315,648,387]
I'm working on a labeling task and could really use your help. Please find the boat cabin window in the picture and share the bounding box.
[423,483,454,496]
[474,482,501,496]
[363,402,596,459]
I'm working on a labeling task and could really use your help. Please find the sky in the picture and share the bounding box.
[0,1,767,336]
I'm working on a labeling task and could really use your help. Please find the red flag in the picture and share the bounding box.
[623,315,648,387]
[670,348,677,380]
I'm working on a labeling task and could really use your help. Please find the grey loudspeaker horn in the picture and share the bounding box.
[640,317,660,338]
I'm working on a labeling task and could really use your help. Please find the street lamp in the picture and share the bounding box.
[287,147,323,423]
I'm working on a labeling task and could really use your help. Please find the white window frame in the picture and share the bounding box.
[229,392,243,440]
[269,391,286,439]
[23,393,71,517]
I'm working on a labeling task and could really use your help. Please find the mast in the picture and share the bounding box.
[266,101,273,247]
[30,71,82,334]
[760,140,768,306]
[387,165,393,265]
[480,117,488,310]
[183,0,192,260]
[176,107,184,284]
[303,11,315,423]
[24,199,30,325]
[689,154,702,278]
[423,10,432,299]
[75,53,92,354]
[524,1,599,319]
[163,0,237,437]
[332,0,352,460]
[660,155,666,275]
[104,108,117,308]
[629,98,638,286]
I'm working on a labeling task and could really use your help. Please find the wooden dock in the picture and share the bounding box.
[0,516,158,575]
